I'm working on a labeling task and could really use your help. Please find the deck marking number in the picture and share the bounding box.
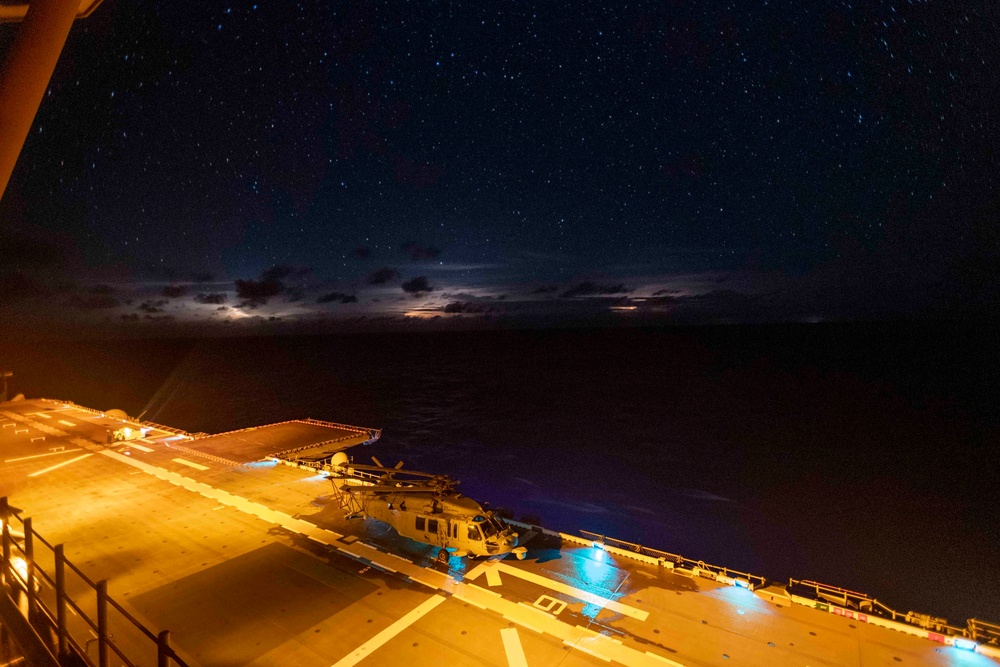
[533,595,566,616]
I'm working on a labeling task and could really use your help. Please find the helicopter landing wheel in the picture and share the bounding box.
[436,549,449,565]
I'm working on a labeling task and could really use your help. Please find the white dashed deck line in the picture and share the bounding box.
[171,457,209,471]
[331,594,447,667]
[5,449,81,463]
[468,583,502,598]
[501,628,529,667]
[126,443,153,453]
[32,413,52,419]
[503,614,544,635]
[28,453,93,477]
[57,420,76,427]
[452,592,487,610]
[566,638,612,662]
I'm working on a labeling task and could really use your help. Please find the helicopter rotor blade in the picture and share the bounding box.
[395,460,404,469]
[343,464,446,479]
[371,455,385,468]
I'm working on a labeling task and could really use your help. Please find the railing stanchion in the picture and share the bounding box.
[97,579,110,667]
[55,544,67,658]
[157,630,171,667]
[0,497,10,586]
[23,517,36,619]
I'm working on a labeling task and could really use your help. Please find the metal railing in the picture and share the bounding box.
[579,529,767,588]
[789,578,998,645]
[968,619,1000,647]
[0,497,188,667]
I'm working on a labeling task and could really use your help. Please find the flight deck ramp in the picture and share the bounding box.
[181,418,380,465]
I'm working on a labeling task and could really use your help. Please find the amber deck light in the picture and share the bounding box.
[0,0,104,202]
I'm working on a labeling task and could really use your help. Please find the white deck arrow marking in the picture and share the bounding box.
[501,627,529,667]
[331,594,446,667]
[486,566,503,587]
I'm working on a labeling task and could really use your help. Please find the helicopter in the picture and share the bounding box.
[325,452,526,563]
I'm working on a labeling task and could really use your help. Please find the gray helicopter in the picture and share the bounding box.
[326,452,526,563]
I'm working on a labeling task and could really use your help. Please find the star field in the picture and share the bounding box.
[1,0,997,331]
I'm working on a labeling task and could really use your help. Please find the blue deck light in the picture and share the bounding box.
[953,638,977,652]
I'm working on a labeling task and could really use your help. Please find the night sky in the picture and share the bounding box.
[1,0,997,333]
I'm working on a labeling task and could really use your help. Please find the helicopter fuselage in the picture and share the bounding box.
[363,491,518,558]
[327,456,524,559]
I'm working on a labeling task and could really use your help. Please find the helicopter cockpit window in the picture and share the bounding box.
[479,520,498,538]
[416,516,425,531]
[467,525,482,541]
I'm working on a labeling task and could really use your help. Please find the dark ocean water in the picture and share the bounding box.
[3,323,998,622]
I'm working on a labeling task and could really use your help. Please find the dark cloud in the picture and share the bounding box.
[194,292,227,304]
[235,279,283,308]
[162,284,188,298]
[401,243,441,261]
[317,292,358,304]
[0,235,63,270]
[652,288,681,296]
[233,265,310,308]
[260,266,292,282]
[443,301,498,314]
[401,276,433,294]
[192,272,214,283]
[137,299,167,314]
[560,282,630,298]
[120,313,140,322]
[0,272,47,303]
[67,293,121,310]
[354,246,371,259]
[532,285,559,294]
[366,267,400,285]
[640,295,680,307]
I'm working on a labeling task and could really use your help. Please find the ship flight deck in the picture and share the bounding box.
[0,397,996,667]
